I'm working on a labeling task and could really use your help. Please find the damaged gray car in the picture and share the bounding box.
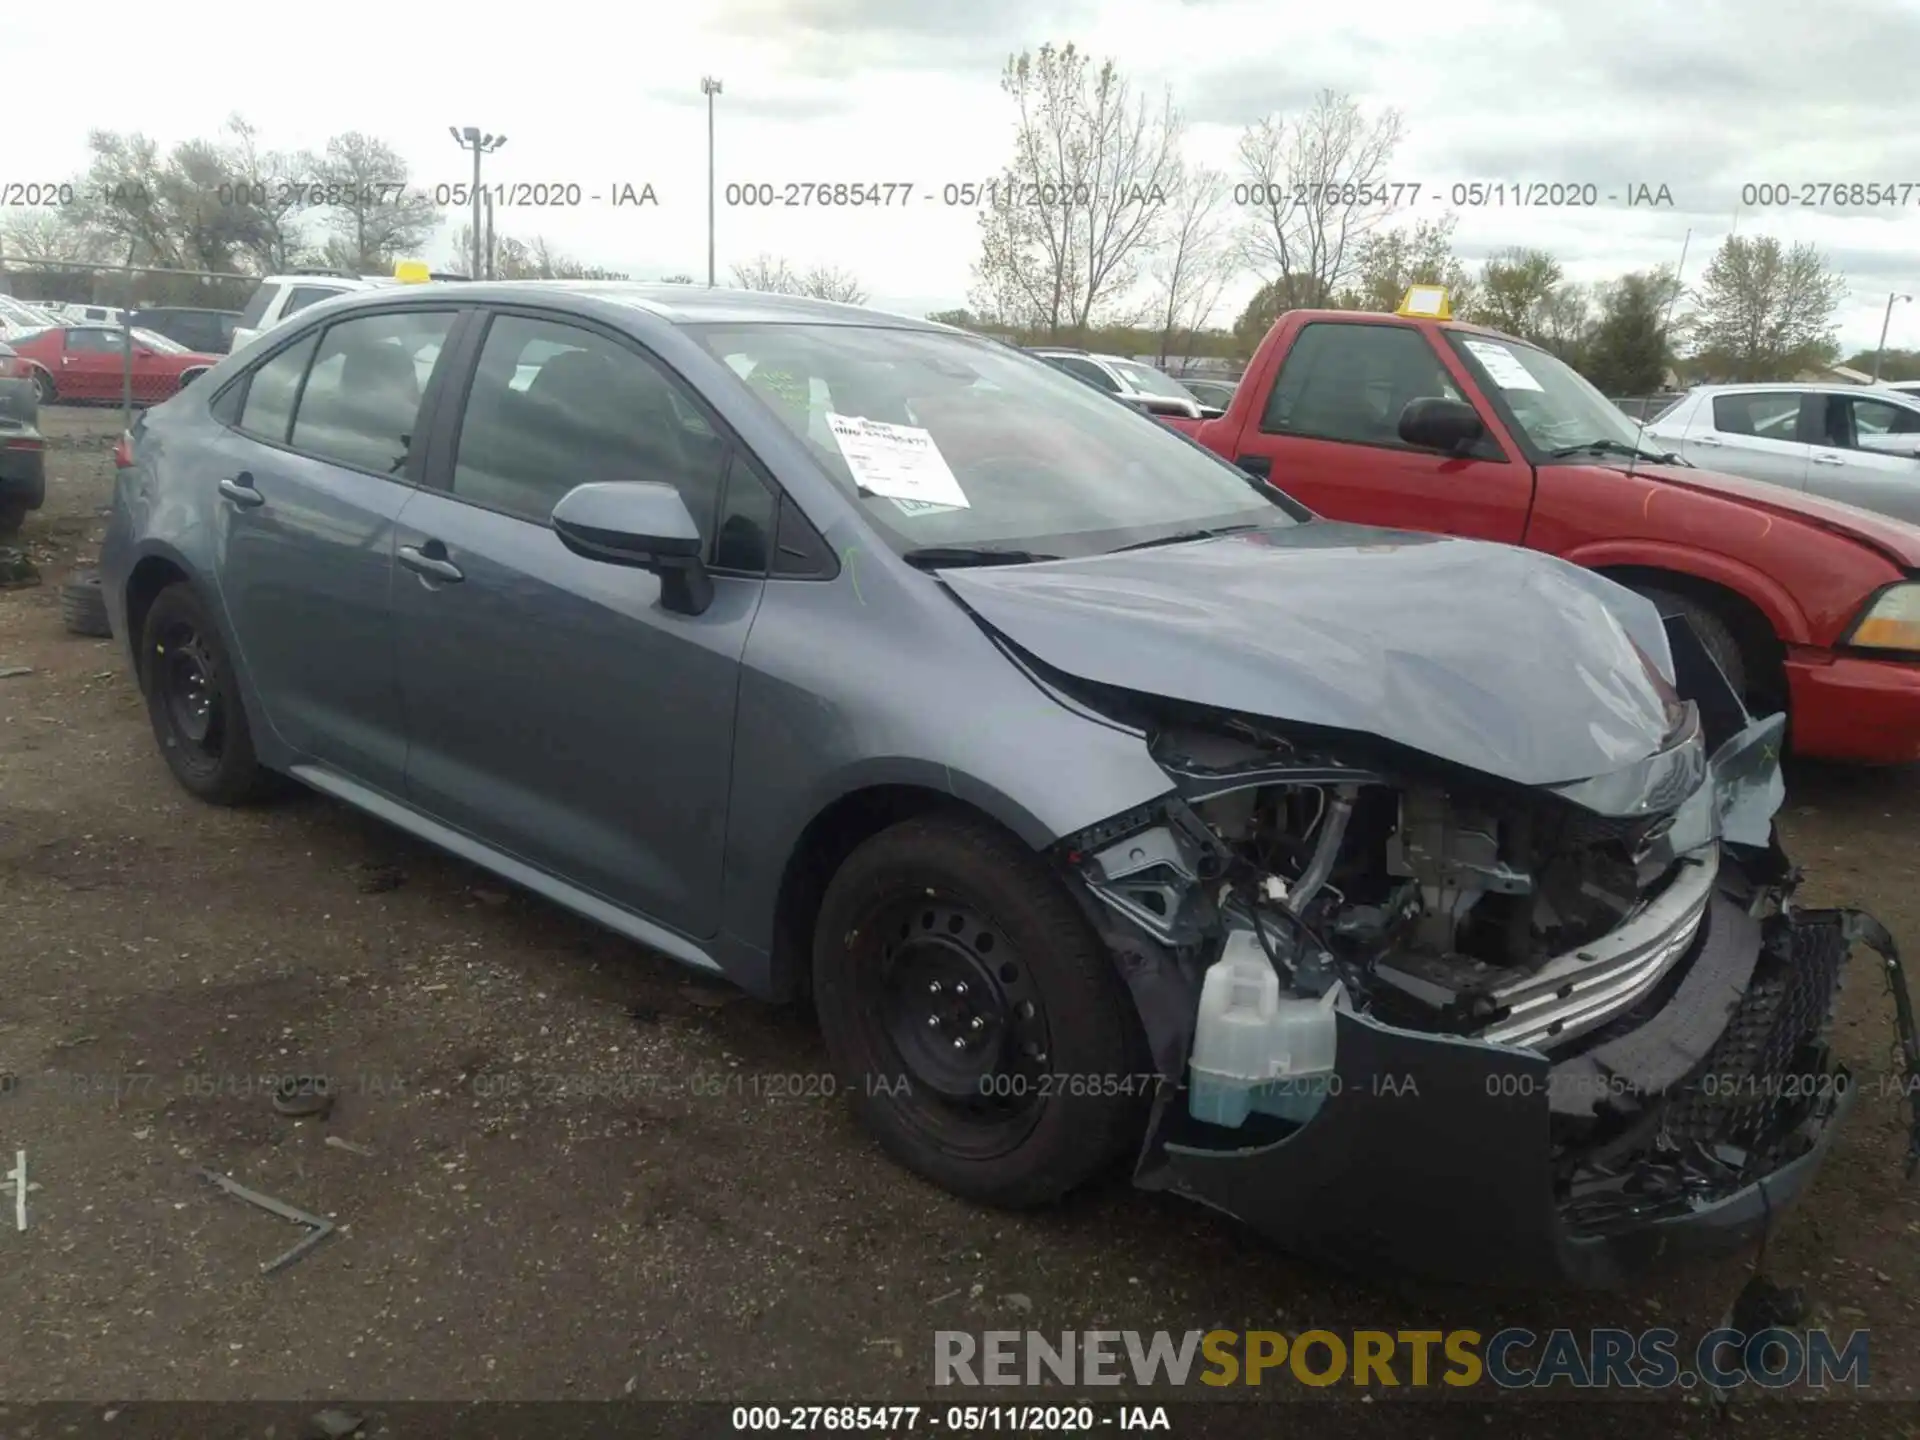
[101,284,1920,1288]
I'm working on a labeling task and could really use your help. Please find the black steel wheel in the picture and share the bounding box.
[138,581,275,804]
[814,814,1148,1206]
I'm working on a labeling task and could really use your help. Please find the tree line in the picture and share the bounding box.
[934,44,1856,391]
[0,74,1866,391]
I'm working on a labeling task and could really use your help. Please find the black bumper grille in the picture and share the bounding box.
[1661,914,1850,1160]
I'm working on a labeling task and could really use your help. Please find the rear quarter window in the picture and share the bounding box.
[237,285,280,329]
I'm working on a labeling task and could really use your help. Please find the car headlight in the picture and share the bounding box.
[1847,583,1920,650]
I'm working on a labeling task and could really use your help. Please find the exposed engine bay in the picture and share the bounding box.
[1074,715,1714,1053]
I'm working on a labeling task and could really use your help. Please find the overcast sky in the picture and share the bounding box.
[9,0,1920,354]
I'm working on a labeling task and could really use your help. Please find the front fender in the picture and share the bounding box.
[1559,538,1812,645]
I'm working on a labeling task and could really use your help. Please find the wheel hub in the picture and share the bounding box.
[879,900,1049,1105]
[158,627,221,751]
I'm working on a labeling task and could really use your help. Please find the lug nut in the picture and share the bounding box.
[927,1015,941,1028]
[928,980,943,994]
[954,982,968,996]
[951,1037,968,1050]
[970,1016,984,1031]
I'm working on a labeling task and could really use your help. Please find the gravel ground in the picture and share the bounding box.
[2,408,1918,1433]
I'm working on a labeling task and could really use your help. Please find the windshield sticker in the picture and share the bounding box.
[888,497,965,517]
[827,413,971,509]
[1462,339,1545,392]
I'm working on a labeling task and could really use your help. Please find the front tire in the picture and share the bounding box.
[813,815,1147,1207]
[138,582,276,805]
[1632,585,1749,698]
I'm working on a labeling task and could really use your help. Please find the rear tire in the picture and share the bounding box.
[31,369,55,405]
[0,501,25,539]
[813,815,1148,1207]
[138,581,276,805]
[1631,586,1749,698]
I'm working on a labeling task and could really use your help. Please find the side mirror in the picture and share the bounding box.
[551,481,713,616]
[1398,396,1486,454]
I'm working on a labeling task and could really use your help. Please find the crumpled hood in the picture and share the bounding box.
[939,521,1684,787]
[1622,461,1920,568]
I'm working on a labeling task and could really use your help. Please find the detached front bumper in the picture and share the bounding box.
[1136,899,1917,1289]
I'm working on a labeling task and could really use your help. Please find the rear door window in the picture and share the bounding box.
[1710,392,1803,439]
[287,310,456,474]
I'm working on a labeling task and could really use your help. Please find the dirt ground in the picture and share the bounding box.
[3,408,1920,1430]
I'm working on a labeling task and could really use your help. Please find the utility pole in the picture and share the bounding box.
[449,127,507,279]
[702,77,723,287]
[1873,292,1911,382]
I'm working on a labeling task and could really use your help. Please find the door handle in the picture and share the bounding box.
[399,543,464,583]
[1235,454,1272,478]
[218,474,264,508]
[1813,453,1847,465]
[1691,435,1722,446]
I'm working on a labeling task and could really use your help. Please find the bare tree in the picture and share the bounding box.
[1237,90,1405,304]
[658,273,697,284]
[732,253,800,292]
[1688,236,1846,381]
[313,133,438,272]
[222,115,319,273]
[1150,163,1234,363]
[1529,283,1596,367]
[967,44,1183,338]
[796,265,868,303]
[0,209,113,267]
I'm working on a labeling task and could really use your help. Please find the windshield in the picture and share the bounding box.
[1444,332,1650,455]
[690,324,1296,557]
[1109,360,1197,401]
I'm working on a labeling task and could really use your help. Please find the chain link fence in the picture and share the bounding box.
[0,258,256,421]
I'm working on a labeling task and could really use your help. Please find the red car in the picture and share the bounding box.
[1166,297,1920,764]
[7,323,221,406]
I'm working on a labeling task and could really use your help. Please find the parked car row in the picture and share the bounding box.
[1,325,223,406]
[97,278,1920,1290]
[0,339,46,535]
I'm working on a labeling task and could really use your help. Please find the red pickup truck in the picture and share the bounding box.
[1164,303,1920,764]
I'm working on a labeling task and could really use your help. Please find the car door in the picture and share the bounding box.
[1805,392,1920,523]
[1680,390,1812,489]
[59,327,122,399]
[206,306,460,796]
[1230,319,1532,544]
[389,308,759,940]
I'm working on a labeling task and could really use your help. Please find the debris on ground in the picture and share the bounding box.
[350,861,406,894]
[324,1136,376,1157]
[271,1076,336,1120]
[0,665,32,678]
[679,983,738,1010]
[2,1151,36,1230]
[305,1408,366,1439]
[0,549,39,588]
[197,1167,338,1273]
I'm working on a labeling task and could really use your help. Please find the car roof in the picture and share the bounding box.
[1677,382,1920,402]
[132,306,239,316]
[317,280,949,330]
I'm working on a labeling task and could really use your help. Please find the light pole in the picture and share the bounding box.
[1873,292,1912,382]
[449,127,507,278]
[701,77,723,287]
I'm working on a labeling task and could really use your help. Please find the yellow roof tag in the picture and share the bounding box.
[393,260,431,284]
[1397,284,1451,319]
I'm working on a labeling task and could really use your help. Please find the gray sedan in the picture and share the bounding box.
[1645,383,1920,522]
[99,281,1915,1287]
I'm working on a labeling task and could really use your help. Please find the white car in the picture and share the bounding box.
[229,272,399,353]
[1645,382,1920,524]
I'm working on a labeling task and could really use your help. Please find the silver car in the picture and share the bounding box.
[98,282,1916,1288]
[1645,383,1920,522]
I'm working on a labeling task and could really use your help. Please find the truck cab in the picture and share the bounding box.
[1174,289,1920,764]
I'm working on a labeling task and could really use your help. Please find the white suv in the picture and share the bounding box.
[229,272,399,353]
